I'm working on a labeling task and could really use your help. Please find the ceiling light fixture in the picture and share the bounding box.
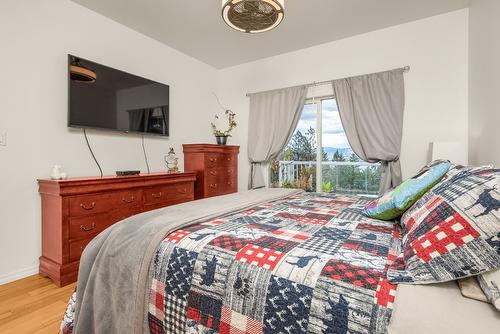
[70,57,97,83]
[221,0,285,34]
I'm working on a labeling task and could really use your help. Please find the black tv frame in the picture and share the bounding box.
[67,54,170,137]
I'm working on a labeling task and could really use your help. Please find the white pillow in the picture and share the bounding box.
[478,269,500,311]
[457,277,488,303]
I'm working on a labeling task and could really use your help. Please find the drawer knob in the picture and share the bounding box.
[209,158,217,162]
[209,183,217,188]
[209,170,217,175]
[152,192,163,198]
[122,196,135,203]
[80,202,96,210]
[80,222,96,232]
[228,182,233,185]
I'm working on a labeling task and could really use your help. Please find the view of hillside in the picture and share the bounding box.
[323,147,356,161]
[270,126,380,195]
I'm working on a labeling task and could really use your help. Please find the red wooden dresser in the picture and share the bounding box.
[183,144,239,199]
[38,172,196,286]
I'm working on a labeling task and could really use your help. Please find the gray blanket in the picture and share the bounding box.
[73,188,302,334]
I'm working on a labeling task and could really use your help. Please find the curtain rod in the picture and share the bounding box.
[245,66,410,97]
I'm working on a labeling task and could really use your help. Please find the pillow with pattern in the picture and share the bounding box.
[387,166,500,284]
[362,162,450,220]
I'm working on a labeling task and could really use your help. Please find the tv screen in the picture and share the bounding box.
[68,55,169,136]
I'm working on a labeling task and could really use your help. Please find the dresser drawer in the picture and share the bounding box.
[69,190,142,217]
[206,179,236,196]
[222,154,237,166]
[69,192,116,216]
[166,182,194,202]
[205,153,235,168]
[117,189,142,208]
[226,178,237,193]
[206,166,236,179]
[144,186,168,204]
[69,214,110,240]
[222,179,237,194]
[68,209,138,240]
[69,238,93,262]
[206,166,237,195]
[206,182,221,197]
[205,153,222,168]
[144,182,194,205]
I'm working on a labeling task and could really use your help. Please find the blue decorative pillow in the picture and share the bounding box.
[362,162,450,220]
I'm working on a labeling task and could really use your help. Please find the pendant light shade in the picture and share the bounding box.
[70,57,97,83]
[222,0,284,33]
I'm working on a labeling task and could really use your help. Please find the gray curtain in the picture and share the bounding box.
[128,108,161,132]
[143,109,151,132]
[128,109,145,132]
[248,86,308,189]
[332,68,405,193]
[160,106,168,135]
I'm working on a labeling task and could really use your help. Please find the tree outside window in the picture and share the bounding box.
[270,98,381,195]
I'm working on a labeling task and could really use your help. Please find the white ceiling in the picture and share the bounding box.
[71,0,470,69]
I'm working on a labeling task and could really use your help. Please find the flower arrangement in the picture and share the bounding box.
[211,110,237,137]
[211,93,236,144]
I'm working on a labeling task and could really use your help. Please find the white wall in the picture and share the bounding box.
[220,9,469,190]
[0,3,471,284]
[469,0,500,166]
[0,0,219,283]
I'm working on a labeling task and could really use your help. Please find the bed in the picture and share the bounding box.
[389,282,500,333]
[60,187,500,334]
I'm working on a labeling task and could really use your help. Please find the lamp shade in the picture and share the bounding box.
[222,0,285,33]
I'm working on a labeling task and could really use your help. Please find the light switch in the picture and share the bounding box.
[0,132,6,146]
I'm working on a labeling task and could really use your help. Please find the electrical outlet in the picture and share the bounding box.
[0,132,6,146]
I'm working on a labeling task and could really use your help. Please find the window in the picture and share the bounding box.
[270,97,381,195]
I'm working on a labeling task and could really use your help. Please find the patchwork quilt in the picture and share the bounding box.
[60,192,402,334]
[387,166,500,284]
[146,192,401,334]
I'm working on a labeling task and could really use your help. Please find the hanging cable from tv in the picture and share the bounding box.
[142,134,151,174]
[83,128,103,178]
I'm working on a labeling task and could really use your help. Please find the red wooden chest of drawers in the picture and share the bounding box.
[38,172,196,286]
[183,144,239,199]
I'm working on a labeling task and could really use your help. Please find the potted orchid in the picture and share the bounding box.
[211,110,236,145]
[211,93,236,145]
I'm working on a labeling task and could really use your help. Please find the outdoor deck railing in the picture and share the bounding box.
[277,160,380,194]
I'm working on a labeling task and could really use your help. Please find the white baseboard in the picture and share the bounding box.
[0,266,39,285]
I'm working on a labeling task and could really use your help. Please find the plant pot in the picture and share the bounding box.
[216,136,228,145]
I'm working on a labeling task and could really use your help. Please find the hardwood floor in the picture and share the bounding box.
[0,275,75,334]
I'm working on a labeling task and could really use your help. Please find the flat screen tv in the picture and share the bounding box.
[68,55,169,136]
